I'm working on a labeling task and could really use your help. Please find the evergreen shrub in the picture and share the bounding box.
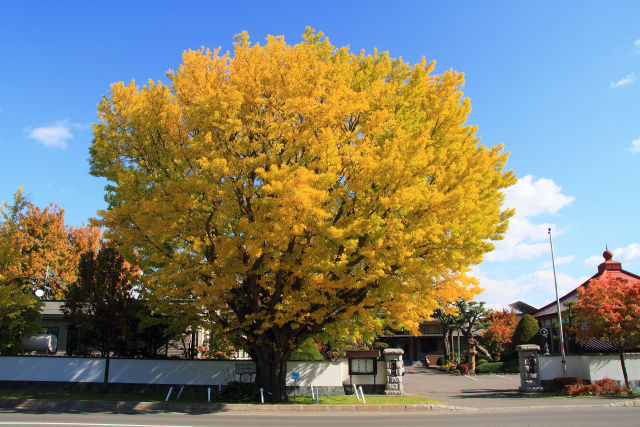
[475,362,519,374]
[511,314,540,348]
[290,338,323,361]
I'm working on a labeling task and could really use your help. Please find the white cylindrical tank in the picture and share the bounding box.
[21,334,58,354]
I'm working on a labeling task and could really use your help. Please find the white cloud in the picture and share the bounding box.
[609,72,636,88]
[629,137,640,153]
[485,175,574,262]
[540,255,575,269]
[473,266,588,310]
[584,243,640,266]
[503,175,574,217]
[27,120,75,149]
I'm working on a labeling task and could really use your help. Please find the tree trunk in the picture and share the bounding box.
[103,335,111,393]
[476,343,492,361]
[619,350,630,392]
[250,345,290,402]
[442,329,451,361]
[103,351,110,393]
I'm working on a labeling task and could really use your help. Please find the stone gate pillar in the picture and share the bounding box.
[383,348,404,395]
[516,344,543,392]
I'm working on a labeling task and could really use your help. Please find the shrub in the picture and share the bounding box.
[453,369,461,375]
[372,341,389,350]
[475,361,519,374]
[458,364,469,374]
[553,377,585,390]
[477,359,488,366]
[512,314,540,348]
[438,362,456,372]
[437,356,446,366]
[565,378,624,396]
[220,381,260,401]
[290,338,323,361]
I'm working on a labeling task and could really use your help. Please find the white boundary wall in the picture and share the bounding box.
[540,353,640,383]
[0,357,348,386]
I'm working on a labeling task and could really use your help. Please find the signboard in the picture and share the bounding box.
[291,372,300,380]
[235,362,256,375]
[348,358,377,375]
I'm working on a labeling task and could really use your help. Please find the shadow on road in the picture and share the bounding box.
[0,399,235,415]
[455,388,527,399]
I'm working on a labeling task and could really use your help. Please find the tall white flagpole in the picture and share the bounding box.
[548,228,567,376]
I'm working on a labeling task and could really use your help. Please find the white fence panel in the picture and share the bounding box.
[0,357,349,387]
[285,361,344,386]
[539,353,640,383]
[108,359,244,385]
[0,356,105,382]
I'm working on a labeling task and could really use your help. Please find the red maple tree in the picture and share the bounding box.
[573,276,640,391]
[481,309,519,359]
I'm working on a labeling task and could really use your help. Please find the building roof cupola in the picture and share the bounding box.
[598,248,622,273]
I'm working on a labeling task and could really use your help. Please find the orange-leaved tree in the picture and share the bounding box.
[1,189,101,299]
[573,276,640,391]
[89,29,515,401]
[481,309,518,359]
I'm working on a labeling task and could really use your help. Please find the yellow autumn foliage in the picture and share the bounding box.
[90,28,514,398]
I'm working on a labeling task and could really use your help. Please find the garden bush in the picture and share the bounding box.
[512,314,540,348]
[438,361,456,372]
[476,359,488,366]
[290,338,323,361]
[565,378,624,396]
[458,364,469,374]
[553,377,585,390]
[475,361,519,374]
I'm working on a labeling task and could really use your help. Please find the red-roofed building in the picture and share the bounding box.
[533,250,640,353]
[533,250,640,354]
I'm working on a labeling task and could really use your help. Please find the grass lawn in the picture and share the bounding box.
[0,389,441,405]
[287,395,441,405]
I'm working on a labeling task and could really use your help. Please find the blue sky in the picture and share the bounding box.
[1,1,639,309]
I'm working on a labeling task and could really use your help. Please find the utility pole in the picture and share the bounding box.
[548,228,567,376]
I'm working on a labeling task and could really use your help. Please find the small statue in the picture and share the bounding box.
[467,338,478,372]
[539,328,550,355]
[526,356,536,374]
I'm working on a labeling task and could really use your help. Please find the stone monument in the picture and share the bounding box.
[539,328,550,355]
[516,344,543,392]
[383,348,404,395]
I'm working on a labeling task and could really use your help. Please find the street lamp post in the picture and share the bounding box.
[548,228,567,376]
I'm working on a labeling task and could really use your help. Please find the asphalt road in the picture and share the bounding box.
[1,406,640,426]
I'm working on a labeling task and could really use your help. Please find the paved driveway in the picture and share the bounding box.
[402,366,635,409]
[403,366,520,403]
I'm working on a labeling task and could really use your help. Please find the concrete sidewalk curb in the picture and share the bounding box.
[0,398,468,413]
[2,397,639,413]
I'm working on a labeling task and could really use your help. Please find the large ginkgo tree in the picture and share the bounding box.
[89,29,515,401]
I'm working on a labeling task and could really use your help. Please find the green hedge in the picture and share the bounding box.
[512,314,540,348]
[290,338,323,361]
[475,362,519,374]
